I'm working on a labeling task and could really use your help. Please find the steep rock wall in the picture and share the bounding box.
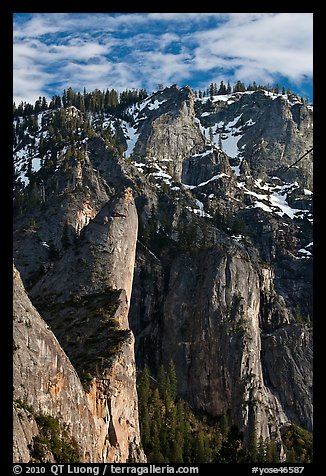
[26,189,145,462]
[161,248,288,442]
[133,86,206,180]
[13,265,97,462]
[130,241,312,443]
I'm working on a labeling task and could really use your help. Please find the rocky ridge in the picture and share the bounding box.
[13,83,313,460]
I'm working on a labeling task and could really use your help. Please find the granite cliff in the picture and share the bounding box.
[13,83,313,461]
[13,188,146,463]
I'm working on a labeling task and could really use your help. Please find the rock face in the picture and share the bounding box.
[130,236,311,443]
[86,335,143,462]
[197,90,313,189]
[133,85,206,179]
[261,324,313,431]
[13,150,110,290]
[13,265,97,463]
[30,188,138,307]
[14,188,145,463]
[13,83,313,460]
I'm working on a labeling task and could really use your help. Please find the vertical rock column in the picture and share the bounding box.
[83,188,146,462]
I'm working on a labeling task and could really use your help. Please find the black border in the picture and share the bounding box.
[2,3,320,472]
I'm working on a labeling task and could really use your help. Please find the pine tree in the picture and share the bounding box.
[266,438,279,463]
[34,97,42,113]
[168,360,177,401]
[193,430,210,462]
[257,435,266,462]
[249,429,259,462]
[67,87,76,107]
[286,448,296,463]
[41,96,48,111]
[218,80,227,95]
[170,432,184,463]
[209,83,215,99]
[152,387,162,425]
[62,89,68,108]
[220,411,229,436]
[141,409,151,450]
[182,420,193,463]
[151,420,165,463]
[157,364,166,398]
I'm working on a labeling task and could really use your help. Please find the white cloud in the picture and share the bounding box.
[13,12,313,104]
[191,13,313,83]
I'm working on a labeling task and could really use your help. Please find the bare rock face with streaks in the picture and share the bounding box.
[13,83,313,461]
[133,85,206,179]
[13,265,97,463]
[14,188,145,463]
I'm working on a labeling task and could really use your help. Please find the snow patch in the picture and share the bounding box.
[150,171,173,180]
[147,99,167,110]
[231,235,245,242]
[121,120,140,157]
[297,248,312,257]
[197,173,229,188]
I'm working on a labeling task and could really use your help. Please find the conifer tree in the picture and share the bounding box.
[168,360,177,401]
[286,448,296,463]
[218,80,227,95]
[257,435,266,462]
[157,364,166,397]
[249,429,258,462]
[41,97,48,111]
[266,438,279,463]
[193,430,210,462]
[220,411,229,436]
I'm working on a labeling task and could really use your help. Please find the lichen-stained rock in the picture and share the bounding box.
[181,147,233,187]
[197,90,313,189]
[13,265,97,463]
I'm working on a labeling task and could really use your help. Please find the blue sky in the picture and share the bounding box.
[13,13,313,105]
